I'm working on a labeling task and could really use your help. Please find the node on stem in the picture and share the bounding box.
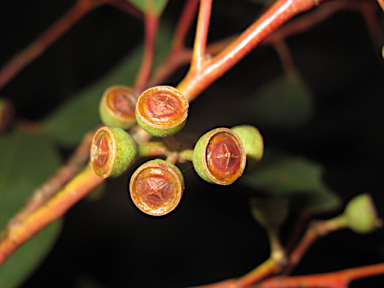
[135,86,189,137]
[129,159,184,216]
[193,127,246,185]
[90,126,138,178]
[99,85,138,129]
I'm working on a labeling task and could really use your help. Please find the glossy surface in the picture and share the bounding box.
[130,159,184,216]
[91,127,138,178]
[193,128,246,185]
[136,86,188,137]
[100,85,137,129]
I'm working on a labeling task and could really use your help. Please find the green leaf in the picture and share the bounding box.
[247,73,314,129]
[242,150,341,213]
[43,23,173,147]
[0,130,63,288]
[127,0,169,16]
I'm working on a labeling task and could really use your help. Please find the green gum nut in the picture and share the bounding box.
[90,126,138,178]
[0,98,14,133]
[129,159,184,216]
[99,85,138,129]
[343,193,382,234]
[193,127,246,185]
[231,125,264,173]
[135,86,189,137]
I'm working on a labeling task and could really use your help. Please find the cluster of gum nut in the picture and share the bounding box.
[90,85,264,216]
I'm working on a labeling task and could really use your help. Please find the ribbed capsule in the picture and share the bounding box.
[91,126,138,178]
[129,159,184,216]
[99,85,138,129]
[135,86,189,137]
[193,128,246,185]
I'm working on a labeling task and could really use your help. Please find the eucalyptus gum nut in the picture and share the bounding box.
[135,86,188,137]
[193,128,246,185]
[99,85,138,129]
[129,159,184,216]
[90,126,138,178]
[343,193,383,234]
[231,125,264,174]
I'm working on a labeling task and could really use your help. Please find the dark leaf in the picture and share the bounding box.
[242,150,341,213]
[43,23,173,147]
[245,72,314,129]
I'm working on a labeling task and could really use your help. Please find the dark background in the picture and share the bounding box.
[1,0,384,287]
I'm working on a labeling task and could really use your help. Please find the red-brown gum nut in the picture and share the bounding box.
[90,126,138,178]
[135,86,188,137]
[193,128,246,185]
[100,85,137,129]
[129,159,184,216]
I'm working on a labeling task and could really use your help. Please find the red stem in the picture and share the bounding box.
[133,10,159,94]
[0,0,104,91]
[172,0,200,52]
[148,0,199,86]
[258,263,384,288]
[285,217,345,274]
[0,166,104,265]
[177,0,323,101]
[191,0,213,72]
[7,129,94,226]
[193,258,282,288]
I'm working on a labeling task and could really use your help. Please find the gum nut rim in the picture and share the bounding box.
[91,127,115,178]
[196,128,246,185]
[102,85,137,120]
[91,126,137,179]
[129,159,184,216]
[136,86,189,129]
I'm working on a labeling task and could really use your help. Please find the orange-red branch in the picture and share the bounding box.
[286,217,345,274]
[7,130,94,226]
[148,0,199,86]
[193,258,283,288]
[258,263,384,288]
[171,0,200,52]
[177,0,324,101]
[0,165,104,266]
[191,0,213,72]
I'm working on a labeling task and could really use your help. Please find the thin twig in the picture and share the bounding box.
[6,129,95,227]
[191,0,213,72]
[256,263,384,288]
[133,9,159,93]
[177,0,328,101]
[285,217,346,275]
[193,258,283,288]
[0,165,104,266]
[148,0,199,86]
[0,0,105,91]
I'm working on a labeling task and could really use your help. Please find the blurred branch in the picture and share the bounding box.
[0,0,106,91]
[0,165,104,266]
